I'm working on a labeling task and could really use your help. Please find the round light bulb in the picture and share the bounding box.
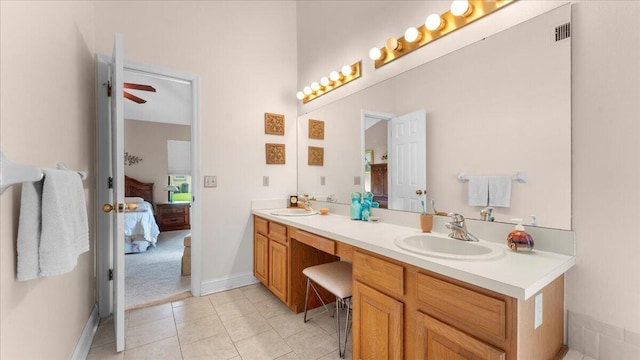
[329,71,340,82]
[320,77,330,87]
[425,14,444,31]
[311,82,320,91]
[341,65,353,77]
[369,47,383,61]
[303,86,312,95]
[451,0,472,17]
[404,27,421,43]
[296,91,304,100]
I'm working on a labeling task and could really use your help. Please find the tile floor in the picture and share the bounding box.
[87,283,352,360]
[88,282,584,360]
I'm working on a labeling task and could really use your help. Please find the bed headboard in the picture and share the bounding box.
[124,176,154,204]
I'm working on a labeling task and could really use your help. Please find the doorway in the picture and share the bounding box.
[96,55,202,318]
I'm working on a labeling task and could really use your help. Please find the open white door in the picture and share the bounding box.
[388,110,427,212]
[97,34,125,352]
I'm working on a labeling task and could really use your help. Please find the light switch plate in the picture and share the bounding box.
[354,176,361,185]
[320,176,326,186]
[204,176,217,188]
[263,176,269,187]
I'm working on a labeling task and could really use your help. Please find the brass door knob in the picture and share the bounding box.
[102,202,138,213]
[416,189,424,195]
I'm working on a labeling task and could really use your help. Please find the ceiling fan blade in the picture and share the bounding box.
[124,82,156,92]
[124,91,147,104]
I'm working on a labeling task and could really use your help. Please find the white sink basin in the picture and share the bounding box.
[270,208,318,216]
[394,232,505,261]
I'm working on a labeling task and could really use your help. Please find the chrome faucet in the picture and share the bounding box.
[445,213,479,242]
[480,207,494,222]
[299,194,314,211]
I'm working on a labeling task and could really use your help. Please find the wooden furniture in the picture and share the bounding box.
[155,203,190,231]
[253,215,567,360]
[370,163,388,208]
[124,176,154,204]
[254,216,342,312]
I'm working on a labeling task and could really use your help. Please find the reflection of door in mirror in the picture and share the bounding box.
[363,110,426,212]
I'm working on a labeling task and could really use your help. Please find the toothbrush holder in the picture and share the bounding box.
[420,214,433,233]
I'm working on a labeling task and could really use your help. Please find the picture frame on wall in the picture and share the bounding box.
[308,119,324,139]
[265,113,285,135]
[364,150,373,173]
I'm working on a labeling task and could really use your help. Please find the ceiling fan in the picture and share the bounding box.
[107,82,156,104]
[123,82,156,104]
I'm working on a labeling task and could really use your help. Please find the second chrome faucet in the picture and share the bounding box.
[445,213,479,242]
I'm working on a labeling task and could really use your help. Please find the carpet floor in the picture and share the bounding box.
[125,230,191,310]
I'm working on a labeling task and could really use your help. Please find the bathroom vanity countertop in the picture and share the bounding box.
[253,209,575,301]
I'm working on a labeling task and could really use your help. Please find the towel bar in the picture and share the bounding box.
[0,151,87,195]
[457,171,527,184]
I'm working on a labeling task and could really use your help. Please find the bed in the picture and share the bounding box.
[124,176,160,253]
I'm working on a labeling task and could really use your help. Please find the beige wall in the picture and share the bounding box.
[124,119,191,203]
[0,1,97,359]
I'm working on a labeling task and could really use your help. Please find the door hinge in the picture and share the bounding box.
[108,269,113,281]
[108,177,113,189]
[107,81,112,97]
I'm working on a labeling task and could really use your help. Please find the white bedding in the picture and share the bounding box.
[124,201,160,254]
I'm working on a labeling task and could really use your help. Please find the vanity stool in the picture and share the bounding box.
[302,261,353,358]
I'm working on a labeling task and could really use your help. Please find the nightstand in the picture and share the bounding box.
[155,203,191,232]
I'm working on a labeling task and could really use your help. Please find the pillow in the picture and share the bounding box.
[125,197,144,203]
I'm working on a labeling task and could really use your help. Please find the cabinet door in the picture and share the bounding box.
[269,240,288,303]
[353,281,403,360]
[415,312,505,360]
[254,233,269,286]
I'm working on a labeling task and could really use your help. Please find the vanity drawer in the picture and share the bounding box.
[353,251,404,298]
[269,221,288,244]
[335,242,353,262]
[255,217,268,236]
[293,229,335,254]
[416,272,507,341]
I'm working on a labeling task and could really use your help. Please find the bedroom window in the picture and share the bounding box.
[168,175,191,203]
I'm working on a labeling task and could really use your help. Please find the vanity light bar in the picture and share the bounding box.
[370,0,515,69]
[297,61,361,104]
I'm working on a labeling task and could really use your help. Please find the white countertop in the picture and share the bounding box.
[252,209,575,301]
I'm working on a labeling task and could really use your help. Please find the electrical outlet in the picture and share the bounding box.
[320,176,326,186]
[354,176,361,185]
[263,176,269,187]
[534,293,543,329]
[204,176,217,188]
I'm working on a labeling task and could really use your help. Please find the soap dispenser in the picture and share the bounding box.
[350,192,362,220]
[506,218,534,252]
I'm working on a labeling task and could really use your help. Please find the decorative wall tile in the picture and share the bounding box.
[266,143,286,164]
[308,119,324,140]
[265,113,285,135]
[308,146,324,166]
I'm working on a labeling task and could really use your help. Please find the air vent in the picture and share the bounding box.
[555,22,571,42]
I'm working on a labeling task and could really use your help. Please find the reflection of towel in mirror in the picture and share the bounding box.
[489,176,511,207]
[17,168,89,280]
[467,176,489,206]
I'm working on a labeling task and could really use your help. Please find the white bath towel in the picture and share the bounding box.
[467,176,489,206]
[17,168,89,280]
[489,176,512,207]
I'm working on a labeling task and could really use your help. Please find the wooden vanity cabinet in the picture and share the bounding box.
[253,216,339,312]
[253,217,288,303]
[353,249,565,360]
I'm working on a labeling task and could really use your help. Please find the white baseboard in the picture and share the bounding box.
[71,304,99,360]
[200,272,259,296]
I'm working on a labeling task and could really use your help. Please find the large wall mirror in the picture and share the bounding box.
[298,5,571,230]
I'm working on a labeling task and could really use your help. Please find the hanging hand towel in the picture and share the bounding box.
[16,168,88,280]
[16,180,43,281]
[468,176,489,206]
[489,176,512,207]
